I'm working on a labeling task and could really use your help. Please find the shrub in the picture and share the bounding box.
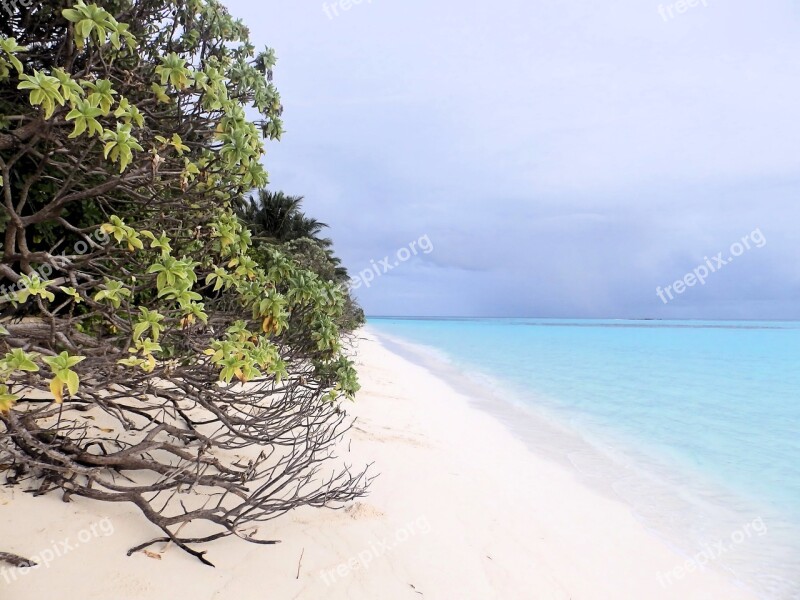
[0,0,369,565]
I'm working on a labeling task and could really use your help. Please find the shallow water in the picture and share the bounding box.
[369,318,800,599]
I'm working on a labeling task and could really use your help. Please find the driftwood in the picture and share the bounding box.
[1,319,103,352]
[0,552,36,568]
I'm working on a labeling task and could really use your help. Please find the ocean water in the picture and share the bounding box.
[368,318,800,599]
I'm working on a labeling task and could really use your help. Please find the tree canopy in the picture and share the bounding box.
[238,190,329,244]
[0,0,369,565]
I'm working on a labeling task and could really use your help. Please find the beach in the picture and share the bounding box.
[0,329,758,600]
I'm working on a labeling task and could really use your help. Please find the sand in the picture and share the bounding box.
[0,329,758,599]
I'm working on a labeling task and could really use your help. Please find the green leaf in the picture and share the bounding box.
[170,133,189,155]
[155,53,191,89]
[17,71,64,119]
[94,279,132,307]
[62,8,82,22]
[151,82,171,104]
[52,68,83,104]
[100,123,143,172]
[64,354,86,369]
[59,286,83,303]
[18,358,38,372]
[2,349,40,373]
[62,1,118,49]
[65,370,80,396]
[0,36,26,76]
[65,99,104,138]
[82,78,117,115]
[133,321,149,340]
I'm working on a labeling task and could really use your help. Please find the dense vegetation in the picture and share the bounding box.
[0,0,369,565]
[238,189,366,331]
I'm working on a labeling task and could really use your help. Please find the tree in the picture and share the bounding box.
[239,189,365,331]
[282,237,365,331]
[238,189,329,243]
[0,0,369,565]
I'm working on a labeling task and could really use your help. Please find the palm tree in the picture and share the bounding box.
[237,189,329,243]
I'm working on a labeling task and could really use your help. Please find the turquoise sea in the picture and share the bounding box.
[369,318,800,599]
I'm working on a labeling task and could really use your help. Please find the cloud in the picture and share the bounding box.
[230,0,800,318]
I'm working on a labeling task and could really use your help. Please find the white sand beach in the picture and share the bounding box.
[0,330,758,599]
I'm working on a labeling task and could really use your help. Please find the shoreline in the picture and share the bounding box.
[371,327,781,598]
[0,329,758,599]
[373,327,790,597]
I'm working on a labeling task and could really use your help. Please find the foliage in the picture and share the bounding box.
[281,237,365,330]
[238,189,366,330]
[0,0,368,565]
[238,190,329,244]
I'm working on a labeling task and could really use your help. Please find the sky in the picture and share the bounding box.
[226,0,800,319]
